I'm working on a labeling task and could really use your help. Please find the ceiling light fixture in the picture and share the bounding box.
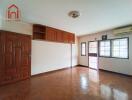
[68,11,80,19]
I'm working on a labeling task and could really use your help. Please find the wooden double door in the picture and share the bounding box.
[0,31,31,85]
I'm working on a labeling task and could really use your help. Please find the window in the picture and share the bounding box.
[89,42,98,53]
[81,42,86,56]
[99,40,111,57]
[99,37,129,59]
[112,38,128,58]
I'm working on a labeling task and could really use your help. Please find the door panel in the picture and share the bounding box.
[5,35,14,68]
[20,36,31,79]
[0,32,5,83]
[56,30,63,42]
[46,27,56,41]
[0,31,31,85]
[21,36,31,67]
[4,33,19,82]
[88,41,98,70]
[89,56,98,69]
[63,32,69,43]
[89,42,97,53]
[15,46,22,79]
[69,33,75,44]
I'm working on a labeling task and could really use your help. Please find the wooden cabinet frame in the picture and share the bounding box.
[33,24,75,44]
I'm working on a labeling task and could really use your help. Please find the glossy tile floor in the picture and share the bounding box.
[0,67,132,100]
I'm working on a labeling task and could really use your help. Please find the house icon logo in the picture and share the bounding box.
[7,4,21,21]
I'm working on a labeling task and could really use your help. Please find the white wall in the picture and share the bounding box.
[0,21,2,29]
[0,15,2,29]
[31,40,72,75]
[79,30,132,75]
[0,20,78,75]
[1,21,32,35]
[71,37,78,66]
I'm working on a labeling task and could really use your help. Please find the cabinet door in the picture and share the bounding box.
[46,27,56,41]
[67,33,72,43]
[19,35,31,79]
[63,31,69,43]
[5,33,18,82]
[66,33,75,44]
[56,30,63,42]
[0,32,5,84]
[71,33,75,44]
[68,33,75,44]
[0,32,31,85]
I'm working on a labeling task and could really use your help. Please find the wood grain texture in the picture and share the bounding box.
[0,30,31,85]
[33,24,75,44]
[0,66,131,100]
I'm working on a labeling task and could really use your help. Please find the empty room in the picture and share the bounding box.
[0,0,132,100]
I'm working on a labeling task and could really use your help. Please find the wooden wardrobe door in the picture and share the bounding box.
[4,33,18,82]
[0,32,5,84]
[0,31,31,85]
[20,35,31,79]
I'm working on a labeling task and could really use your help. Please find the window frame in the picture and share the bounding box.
[99,37,129,59]
[81,42,86,56]
[111,37,129,59]
[99,40,111,58]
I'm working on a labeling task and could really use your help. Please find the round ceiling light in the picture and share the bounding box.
[68,11,80,19]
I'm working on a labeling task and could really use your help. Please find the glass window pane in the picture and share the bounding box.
[105,41,110,47]
[89,42,97,53]
[99,40,110,57]
[89,56,98,69]
[112,38,128,58]
[120,52,127,58]
[113,40,120,46]
[81,43,86,56]
[120,39,127,46]
[105,47,110,51]
[100,42,105,47]
[89,42,97,48]
[89,48,97,53]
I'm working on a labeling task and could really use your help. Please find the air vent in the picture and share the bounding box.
[113,25,132,35]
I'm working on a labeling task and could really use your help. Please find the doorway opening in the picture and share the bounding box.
[88,41,98,70]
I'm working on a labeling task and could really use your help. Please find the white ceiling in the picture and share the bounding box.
[0,0,132,36]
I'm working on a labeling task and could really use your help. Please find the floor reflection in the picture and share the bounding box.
[113,88,128,100]
[0,67,131,100]
[88,69,99,83]
[79,68,130,100]
[101,84,112,99]
[80,76,88,90]
[100,84,128,100]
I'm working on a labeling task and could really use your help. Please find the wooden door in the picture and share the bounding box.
[4,33,18,82]
[20,35,31,79]
[0,31,31,85]
[0,32,5,84]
